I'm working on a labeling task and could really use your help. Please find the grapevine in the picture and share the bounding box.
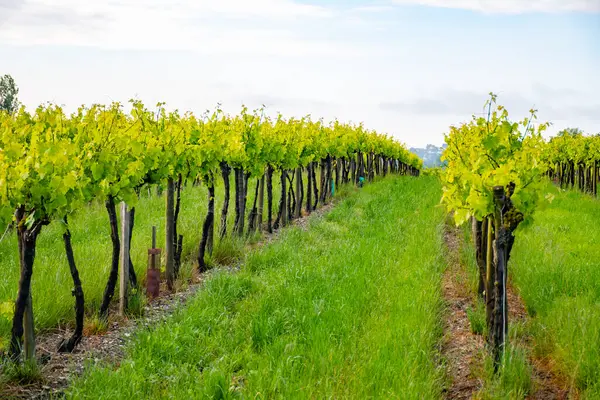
[441,93,549,367]
[0,100,422,363]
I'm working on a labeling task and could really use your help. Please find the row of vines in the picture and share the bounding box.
[0,101,421,365]
[545,131,600,196]
[441,92,600,371]
[441,93,550,367]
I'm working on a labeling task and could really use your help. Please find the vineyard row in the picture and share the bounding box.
[0,101,421,363]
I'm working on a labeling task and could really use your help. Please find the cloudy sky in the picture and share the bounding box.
[1,0,598,147]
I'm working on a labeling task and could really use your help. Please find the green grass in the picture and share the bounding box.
[458,220,532,399]
[65,175,446,399]
[0,173,291,348]
[477,343,533,400]
[510,184,600,397]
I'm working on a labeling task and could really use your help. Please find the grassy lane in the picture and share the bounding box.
[510,185,600,398]
[67,176,446,399]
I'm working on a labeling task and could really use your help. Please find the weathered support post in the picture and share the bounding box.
[165,177,175,291]
[147,226,161,299]
[592,160,598,196]
[472,217,485,298]
[281,169,288,226]
[119,202,130,316]
[485,215,494,344]
[492,186,508,369]
[295,167,302,219]
[258,174,265,230]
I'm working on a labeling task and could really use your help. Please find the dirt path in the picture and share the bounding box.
[1,202,338,400]
[442,222,484,399]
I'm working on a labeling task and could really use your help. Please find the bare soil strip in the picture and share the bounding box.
[442,222,484,399]
[1,203,336,400]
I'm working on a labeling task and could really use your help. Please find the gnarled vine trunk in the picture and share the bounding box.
[127,207,138,288]
[58,218,85,353]
[198,178,215,273]
[100,196,120,319]
[306,163,313,213]
[10,207,46,361]
[219,162,231,238]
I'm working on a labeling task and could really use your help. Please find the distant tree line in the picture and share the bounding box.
[410,144,447,168]
[0,74,19,114]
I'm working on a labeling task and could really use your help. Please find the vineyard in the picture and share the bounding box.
[1,94,600,399]
[0,102,419,365]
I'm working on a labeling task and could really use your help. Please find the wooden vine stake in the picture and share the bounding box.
[485,215,494,343]
[119,201,130,317]
[165,177,175,290]
[147,226,161,299]
[491,186,509,369]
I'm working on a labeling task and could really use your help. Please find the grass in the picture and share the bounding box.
[509,183,600,397]
[0,358,41,386]
[65,175,447,399]
[458,221,533,399]
[456,181,600,398]
[0,173,290,349]
[477,343,533,400]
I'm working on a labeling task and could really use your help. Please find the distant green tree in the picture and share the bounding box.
[0,74,20,114]
[557,127,583,137]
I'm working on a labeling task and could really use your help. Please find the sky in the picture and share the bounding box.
[0,0,599,147]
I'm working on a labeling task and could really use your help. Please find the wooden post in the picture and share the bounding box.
[152,226,156,249]
[165,177,175,290]
[492,186,508,368]
[472,217,485,298]
[257,175,265,230]
[119,202,130,316]
[281,169,288,226]
[295,167,302,219]
[485,215,494,344]
[147,226,161,299]
[592,161,598,196]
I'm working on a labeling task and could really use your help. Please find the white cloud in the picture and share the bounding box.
[0,0,598,148]
[349,5,395,13]
[0,0,343,54]
[391,0,600,13]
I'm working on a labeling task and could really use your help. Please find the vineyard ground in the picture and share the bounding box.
[65,175,446,399]
[453,221,570,399]
[441,220,484,399]
[0,173,290,348]
[509,183,600,398]
[445,180,600,399]
[4,175,599,399]
[0,184,340,399]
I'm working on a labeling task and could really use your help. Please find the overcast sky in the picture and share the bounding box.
[1,0,598,147]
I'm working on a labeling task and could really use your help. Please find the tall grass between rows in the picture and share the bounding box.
[510,183,600,398]
[66,175,447,399]
[458,181,600,398]
[458,218,533,399]
[0,173,288,347]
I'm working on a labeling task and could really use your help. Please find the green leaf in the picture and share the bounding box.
[25,211,36,229]
[91,164,104,181]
